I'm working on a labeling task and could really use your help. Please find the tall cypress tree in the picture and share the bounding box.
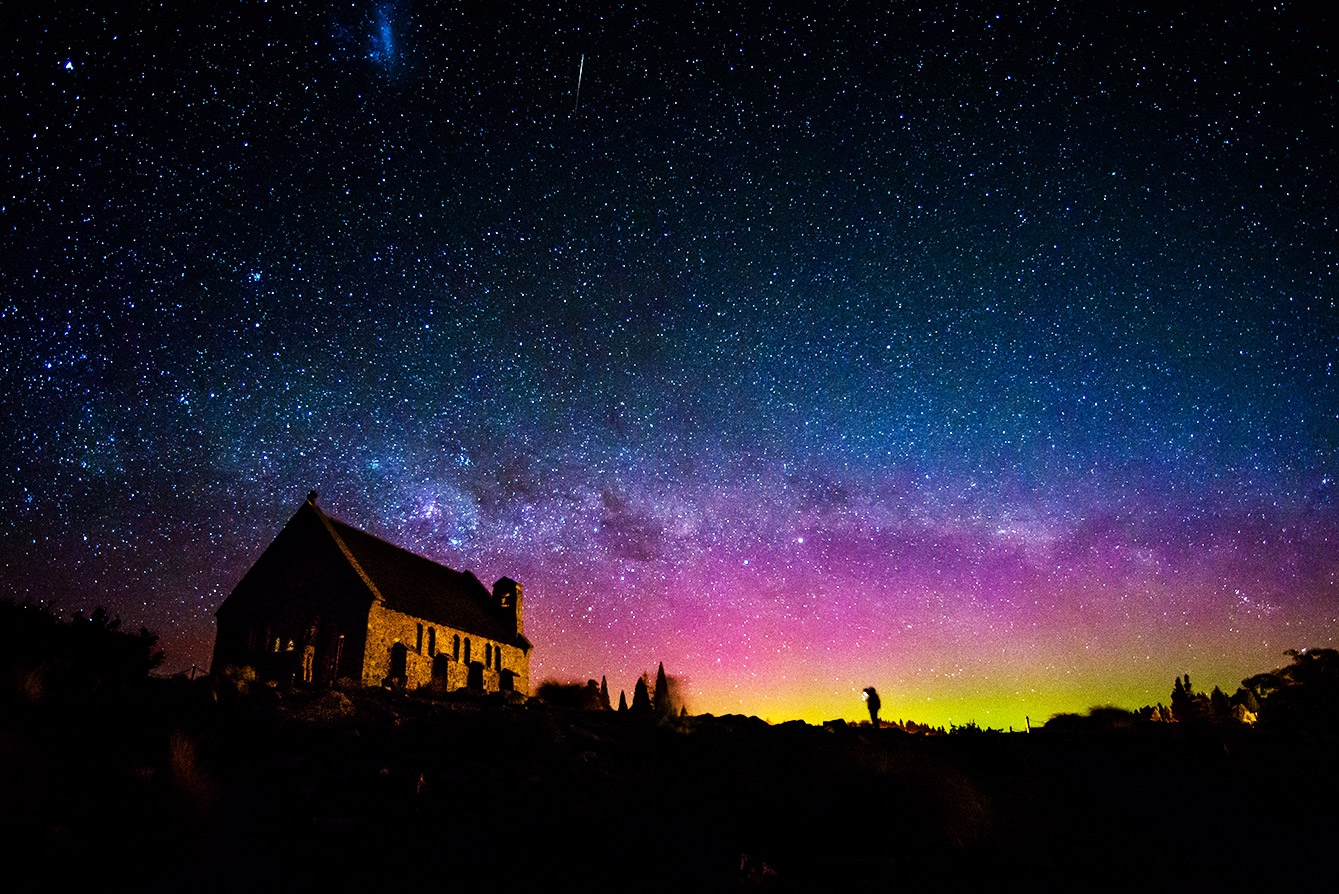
[600,675,612,710]
[654,662,671,717]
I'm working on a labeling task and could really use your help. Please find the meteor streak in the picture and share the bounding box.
[573,53,584,114]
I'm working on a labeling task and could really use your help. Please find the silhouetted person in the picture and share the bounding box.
[864,687,881,727]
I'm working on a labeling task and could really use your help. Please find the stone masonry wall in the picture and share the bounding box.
[362,602,529,695]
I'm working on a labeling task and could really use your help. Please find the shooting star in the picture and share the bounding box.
[573,53,584,114]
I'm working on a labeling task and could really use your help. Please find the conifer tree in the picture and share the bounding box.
[632,672,651,713]
[1171,673,1195,722]
[618,690,628,712]
[600,675,612,710]
[654,662,671,716]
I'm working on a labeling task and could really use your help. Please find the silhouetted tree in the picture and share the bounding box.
[1250,648,1339,730]
[1171,674,1195,723]
[631,673,651,714]
[654,662,671,717]
[536,679,602,710]
[863,687,881,727]
[618,690,628,712]
[73,606,164,680]
[1047,706,1138,732]
[1242,671,1285,704]
[599,675,611,710]
[0,600,163,711]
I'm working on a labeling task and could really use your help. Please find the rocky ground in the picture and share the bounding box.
[4,682,1335,891]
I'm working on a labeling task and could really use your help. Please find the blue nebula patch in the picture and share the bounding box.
[368,2,401,73]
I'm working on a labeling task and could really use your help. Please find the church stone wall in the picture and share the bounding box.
[361,602,529,695]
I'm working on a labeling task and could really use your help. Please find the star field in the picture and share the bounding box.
[3,2,1336,726]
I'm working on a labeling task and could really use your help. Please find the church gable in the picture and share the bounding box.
[213,499,375,684]
[218,499,377,620]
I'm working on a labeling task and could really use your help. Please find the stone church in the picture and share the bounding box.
[212,492,531,695]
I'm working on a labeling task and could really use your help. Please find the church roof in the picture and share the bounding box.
[297,496,530,650]
[329,516,528,649]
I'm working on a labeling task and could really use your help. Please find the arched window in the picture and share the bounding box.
[453,635,460,660]
[463,638,471,664]
[485,643,492,667]
[427,627,435,656]
[416,624,424,654]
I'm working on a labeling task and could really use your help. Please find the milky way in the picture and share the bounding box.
[3,3,1335,726]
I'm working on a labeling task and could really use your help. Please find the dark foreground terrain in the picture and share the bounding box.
[4,682,1336,891]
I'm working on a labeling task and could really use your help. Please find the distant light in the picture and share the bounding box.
[63,60,74,71]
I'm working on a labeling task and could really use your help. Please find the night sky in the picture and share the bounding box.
[4,2,1336,727]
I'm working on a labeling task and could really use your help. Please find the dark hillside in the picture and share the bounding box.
[4,686,1336,891]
